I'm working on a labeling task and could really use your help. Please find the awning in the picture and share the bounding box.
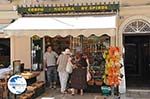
[0,24,9,32]
[4,16,116,37]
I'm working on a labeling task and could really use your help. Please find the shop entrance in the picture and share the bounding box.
[124,35,150,88]
[43,35,110,91]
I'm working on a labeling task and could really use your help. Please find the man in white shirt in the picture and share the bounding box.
[44,45,58,88]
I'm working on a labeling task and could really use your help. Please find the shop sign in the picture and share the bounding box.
[17,3,119,15]
[8,75,27,94]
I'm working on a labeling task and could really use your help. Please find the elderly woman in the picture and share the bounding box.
[70,52,89,96]
[57,49,72,94]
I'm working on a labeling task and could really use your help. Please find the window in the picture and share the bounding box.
[124,20,150,34]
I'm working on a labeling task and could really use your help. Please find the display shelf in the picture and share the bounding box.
[18,81,45,99]
[82,35,110,93]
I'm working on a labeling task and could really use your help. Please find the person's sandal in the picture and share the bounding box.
[71,89,75,96]
[53,85,56,89]
[71,93,75,96]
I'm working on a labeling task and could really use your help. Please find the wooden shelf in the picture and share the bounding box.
[21,71,40,80]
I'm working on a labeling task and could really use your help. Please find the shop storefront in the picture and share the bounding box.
[1,0,150,98]
[1,2,126,98]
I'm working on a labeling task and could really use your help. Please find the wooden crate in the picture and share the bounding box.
[19,91,34,99]
[34,81,45,88]
[25,91,34,98]
[19,94,28,99]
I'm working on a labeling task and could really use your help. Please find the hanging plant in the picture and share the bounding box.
[32,35,41,40]
[103,46,122,87]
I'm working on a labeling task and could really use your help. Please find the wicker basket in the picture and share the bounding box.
[36,81,45,84]
[19,94,28,99]
[25,91,34,98]
[33,83,43,89]
[94,80,103,86]
[27,86,36,92]
[87,79,94,85]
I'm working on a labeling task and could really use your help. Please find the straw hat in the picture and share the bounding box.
[64,49,72,55]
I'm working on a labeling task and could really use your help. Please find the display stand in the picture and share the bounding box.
[18,72,45,99]
[84,35,110,93]
[103,47,122,98]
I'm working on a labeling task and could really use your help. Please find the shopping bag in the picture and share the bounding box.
[66,61,73,73]
[87,70,92,82]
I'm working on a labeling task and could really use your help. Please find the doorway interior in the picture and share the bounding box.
[0,38,10,68]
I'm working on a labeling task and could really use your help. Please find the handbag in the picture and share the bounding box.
[87,70,92,82]
[66,60,73,73]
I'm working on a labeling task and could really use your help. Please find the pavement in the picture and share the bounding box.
[36,88,150,99]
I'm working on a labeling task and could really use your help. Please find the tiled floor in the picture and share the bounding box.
[36,88,150,99]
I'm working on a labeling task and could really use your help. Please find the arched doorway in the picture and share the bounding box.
[123,19,150,88]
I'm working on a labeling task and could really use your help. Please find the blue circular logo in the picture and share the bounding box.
[8,75,27,94]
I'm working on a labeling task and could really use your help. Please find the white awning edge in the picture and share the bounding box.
[4,16,116,37]
[4,28,115,37]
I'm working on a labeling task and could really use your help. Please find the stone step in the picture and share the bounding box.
[126,89,150,98]
[127,89,150,92]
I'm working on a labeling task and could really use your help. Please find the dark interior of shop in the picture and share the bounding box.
[0,38,10,68]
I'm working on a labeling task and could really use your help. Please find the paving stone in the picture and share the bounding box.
[36,88,150,99]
